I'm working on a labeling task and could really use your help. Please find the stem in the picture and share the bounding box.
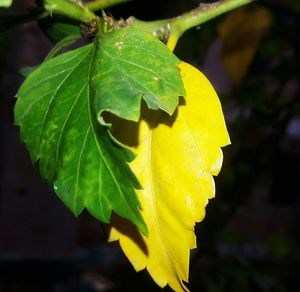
[87,0,130,11]
[131,0,254,51]
[172,0,254,36]
[44,0,96,23]
[0,0,129,32]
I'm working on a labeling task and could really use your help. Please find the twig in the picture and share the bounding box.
[87,0,130,11]
[44,0,96,23]
[130,0,254,50]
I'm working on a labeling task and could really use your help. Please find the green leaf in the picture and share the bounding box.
[15,26,185,234]
[92,27,185,122]
[20,34,81,77]
[39,17,80,44]
[44,34,82,61]
[15,43,147,235]
[0,0,12,8]
[19,66,37,77]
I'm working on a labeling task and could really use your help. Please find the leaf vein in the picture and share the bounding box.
[74,126,90,208]
[55,83,87,167]
[36,50,91,155]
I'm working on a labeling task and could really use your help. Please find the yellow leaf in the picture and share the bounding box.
[108,62,230,291]
[218,7,272,84]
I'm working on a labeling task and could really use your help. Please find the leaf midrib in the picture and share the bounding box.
[147,126,179,278]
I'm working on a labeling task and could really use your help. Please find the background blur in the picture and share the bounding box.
[0,0,299,291]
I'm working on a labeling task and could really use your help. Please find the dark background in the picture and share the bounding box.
[0,0,299,291]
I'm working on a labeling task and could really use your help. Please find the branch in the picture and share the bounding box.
[0,0,128,31]
[44,0,96,23]
[87,0,130,11]
[130,0,254,51]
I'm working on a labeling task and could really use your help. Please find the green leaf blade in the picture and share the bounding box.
[15,45,92,165]
[0,0,12,8]
[92,27,185,122]
[39,19,80,44]
[15,44,147,235]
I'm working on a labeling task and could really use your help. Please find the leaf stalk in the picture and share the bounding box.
[87,0,130,11]
[43,0,97,23]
